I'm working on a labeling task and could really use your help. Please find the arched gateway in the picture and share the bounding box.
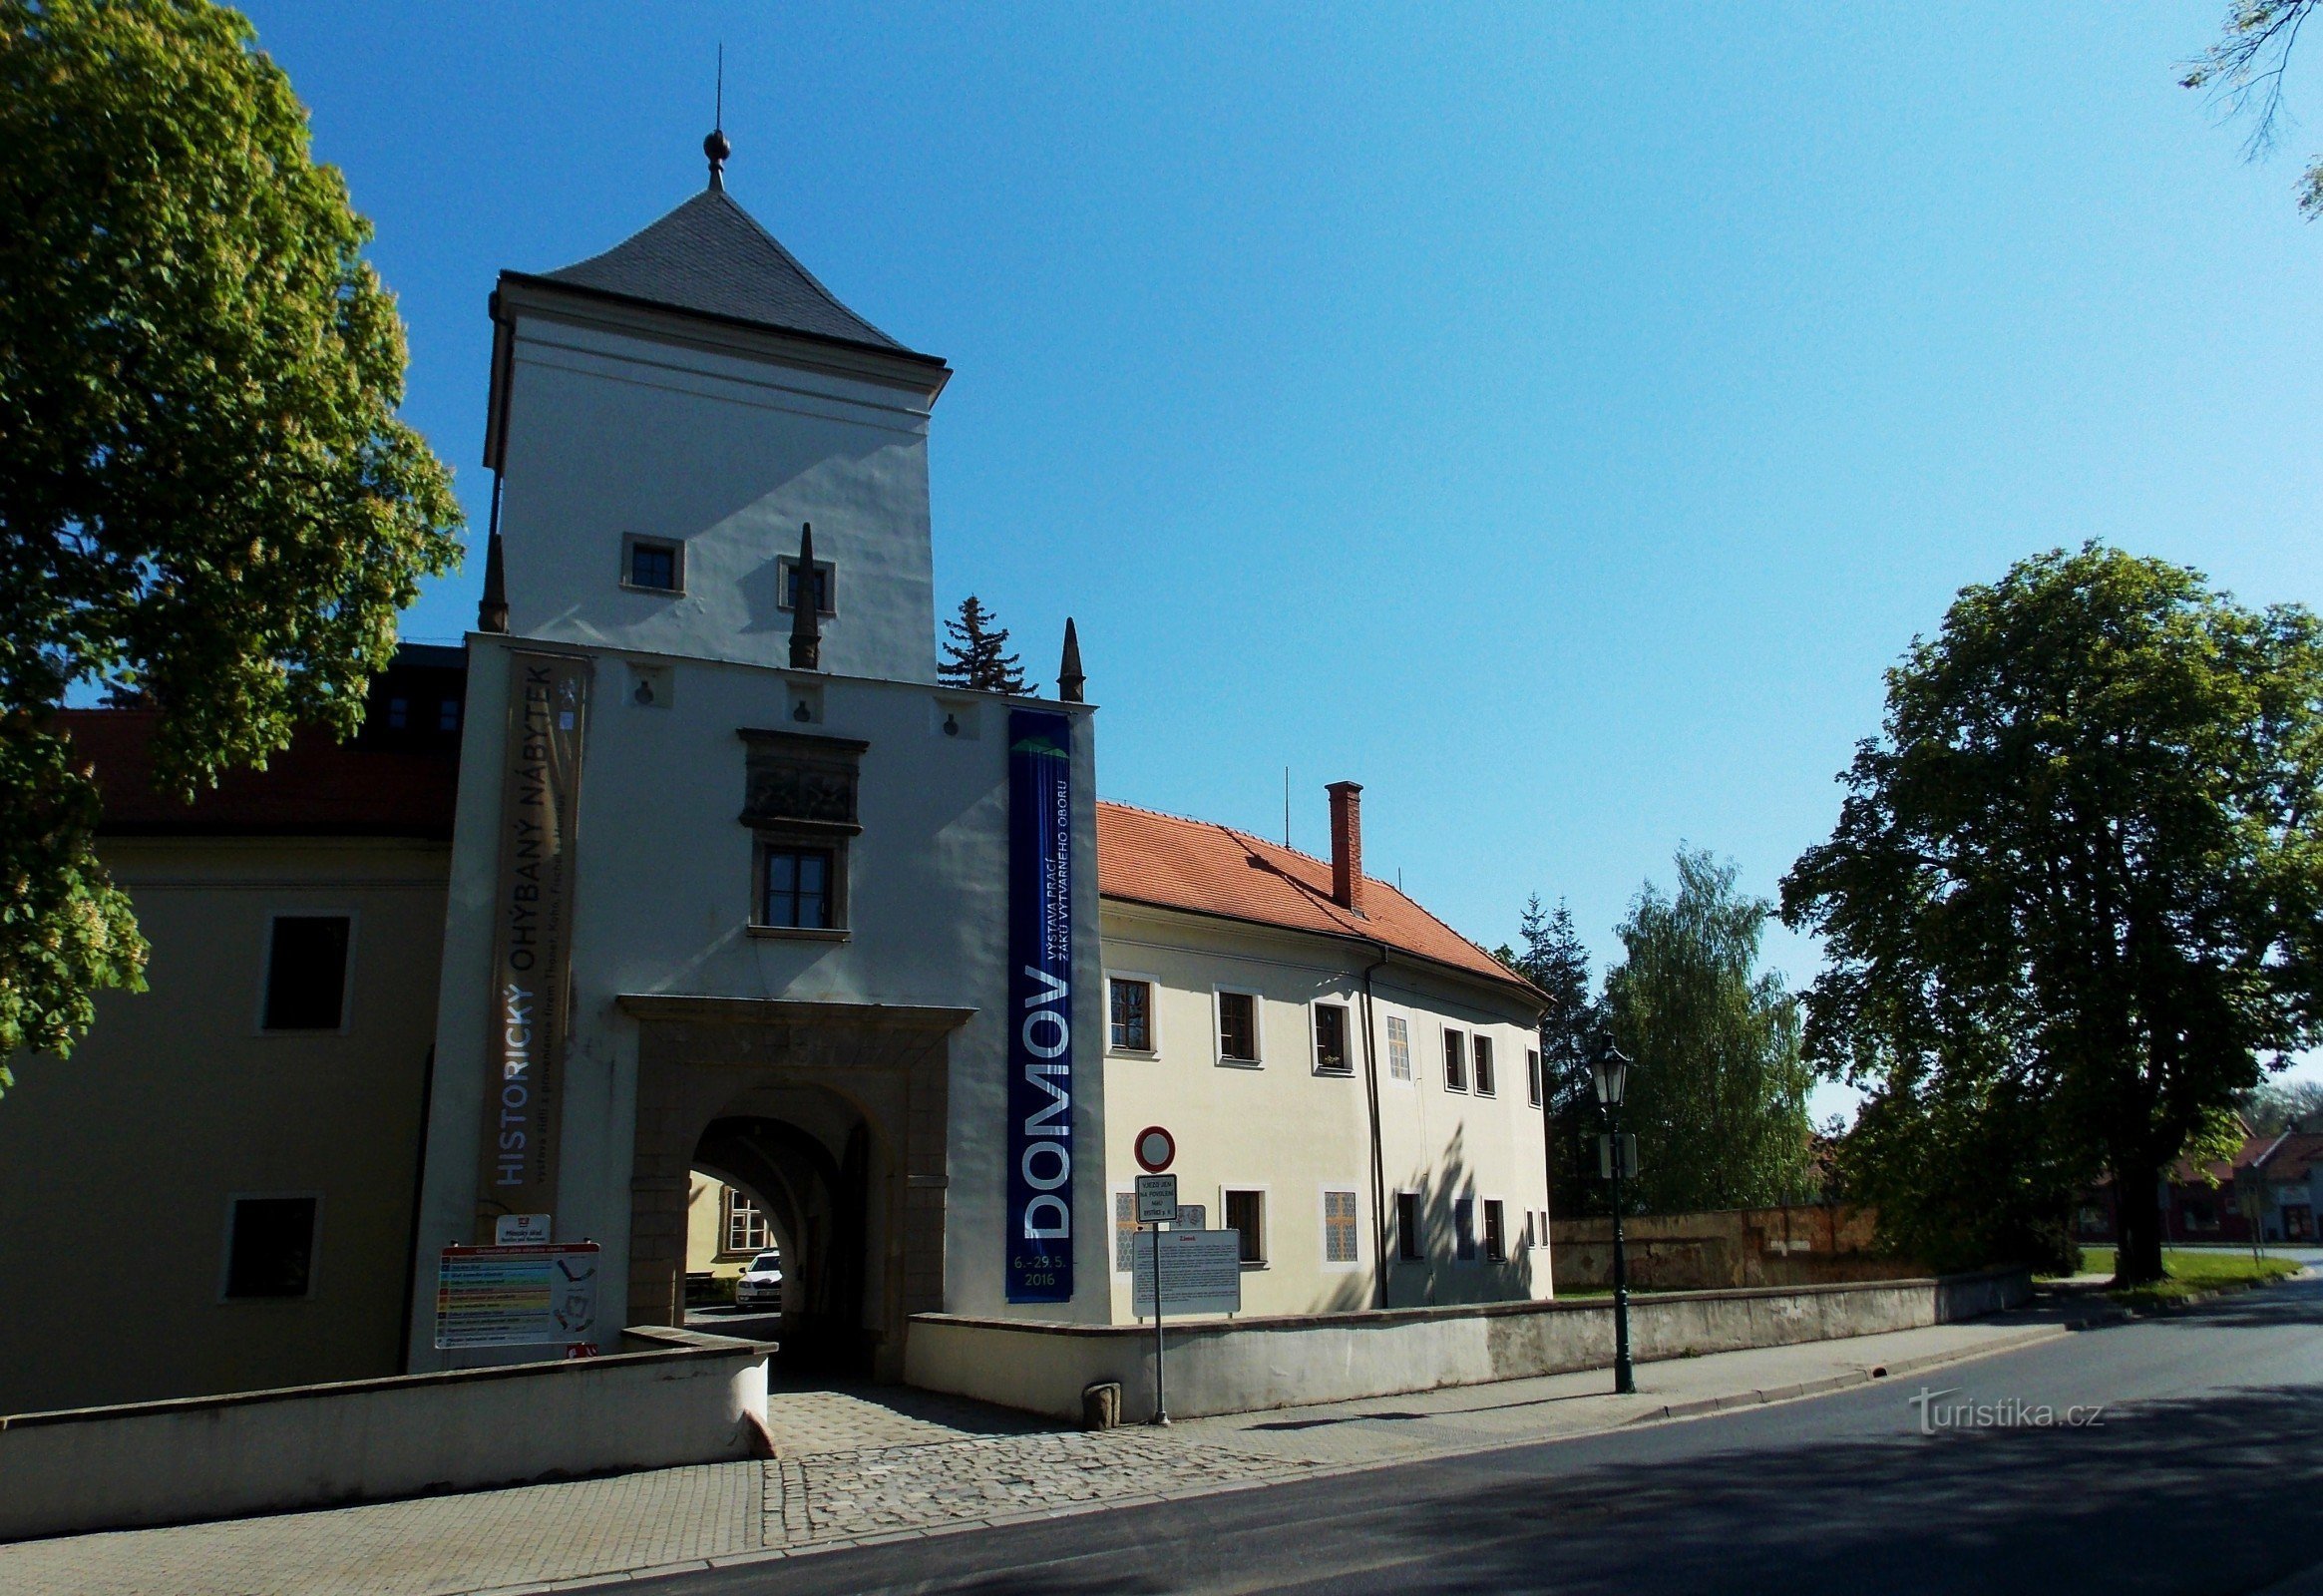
[619,996,967,1380]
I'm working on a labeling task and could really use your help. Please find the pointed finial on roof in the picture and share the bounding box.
[789,522,822,670]
[705,44,730,191]
[1058,616,1085,703]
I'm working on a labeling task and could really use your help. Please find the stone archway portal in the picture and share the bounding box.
[620,995,968,1381]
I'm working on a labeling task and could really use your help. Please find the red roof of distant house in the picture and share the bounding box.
[2253,1131,2323,1184]
[1095,800,1539,1001]
[60,710,459,840]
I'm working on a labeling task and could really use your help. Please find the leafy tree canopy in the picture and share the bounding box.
[1782,545,2323,1283]
[0,0,461,1077]
[1605,848,1817,1213]
[1497,895,1608,1216]
[939,596,1027,694]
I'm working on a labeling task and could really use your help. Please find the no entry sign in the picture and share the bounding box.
[1134,1125,1175,1174]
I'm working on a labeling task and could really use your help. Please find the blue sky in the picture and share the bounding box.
[241,3,2323,1107]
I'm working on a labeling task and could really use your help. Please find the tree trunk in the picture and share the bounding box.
[2114,1169,2166,1286]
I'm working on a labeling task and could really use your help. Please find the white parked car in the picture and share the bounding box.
[735,1251,783,1311]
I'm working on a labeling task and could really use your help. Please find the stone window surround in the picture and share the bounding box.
[619,532,686,597]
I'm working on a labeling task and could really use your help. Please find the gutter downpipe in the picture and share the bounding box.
[1359,942,1391,1310]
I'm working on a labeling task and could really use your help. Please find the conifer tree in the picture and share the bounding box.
[939,597,1028,694]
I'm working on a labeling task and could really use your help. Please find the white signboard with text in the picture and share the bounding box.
[434,1243,598,1350]
[1130,1228,1243,1317]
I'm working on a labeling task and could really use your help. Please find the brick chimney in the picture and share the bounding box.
[1327,781,1365,916]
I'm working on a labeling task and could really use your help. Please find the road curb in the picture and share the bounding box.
[1621,1328,2072,1425]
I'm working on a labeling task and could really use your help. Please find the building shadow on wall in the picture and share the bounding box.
[1380,1128,1538,1310]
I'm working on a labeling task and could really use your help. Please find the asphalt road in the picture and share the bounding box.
[640,1271,2323,1596]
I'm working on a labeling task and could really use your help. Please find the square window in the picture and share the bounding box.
[760,845,835,930]
[1395,1192,1423,1261]
[1110,978,1153,1052]
[1313,1002,1352,1074]
[1527,1047,1543,1108]
[1474,1035,1496,1097]
[1483,1199,1506,1262]
[1453,1197,1476,1262]
[224,1196,318,1299]
[1324,1189,1360,1264]
[1226,1189,1266,1266]
[781,559,837,615]
[624,536,683,593]
[1218,992,1259,1064]
[1385,1015,1412,1082]
[1443,1028,1468,1093]
[263,916,350,1031]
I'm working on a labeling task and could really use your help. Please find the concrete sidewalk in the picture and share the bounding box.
[0,1314,2063,1596]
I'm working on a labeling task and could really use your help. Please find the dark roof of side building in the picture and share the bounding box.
[511,188,943,365]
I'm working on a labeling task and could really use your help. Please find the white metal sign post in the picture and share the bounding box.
[1135,1171,1180,1424]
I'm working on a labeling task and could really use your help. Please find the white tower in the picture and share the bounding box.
[476,133,952,684]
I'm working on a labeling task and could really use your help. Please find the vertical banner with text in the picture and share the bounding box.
[1005,709,1075,1303]
[473,650,590,1240]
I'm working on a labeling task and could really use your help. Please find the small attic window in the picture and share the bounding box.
[778,557,836,615]
[622,534,684,596]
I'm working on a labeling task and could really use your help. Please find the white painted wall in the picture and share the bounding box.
[493,288,945,684]
[1096,903,1553,1325]
[907,1269,2034,1422]
[409,635,1109,1365]
[0,1340,768,1542]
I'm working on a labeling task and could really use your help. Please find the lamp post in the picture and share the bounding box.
[1594,1044,1636,1396]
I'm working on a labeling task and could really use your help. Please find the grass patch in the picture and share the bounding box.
[2074,1245,2300,1307]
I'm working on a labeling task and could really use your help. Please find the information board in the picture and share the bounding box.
[1130,1229,1243,1317]
[434,1243,598,1350]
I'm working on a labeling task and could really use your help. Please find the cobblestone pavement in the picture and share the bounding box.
[0,1462,760,1596]
[768,1429,1316,1547]
[762,1381,1051,1455]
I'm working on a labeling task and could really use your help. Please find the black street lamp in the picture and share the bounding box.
[1593,1043,1636,1396]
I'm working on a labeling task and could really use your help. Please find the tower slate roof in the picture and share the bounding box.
[522,187,941,364]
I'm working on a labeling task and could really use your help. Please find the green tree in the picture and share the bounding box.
[0,0,461,1082]
[1496,895,1607,1216]
[1781,545,2323,1285]
[1604,848,1817,1213]
[938,597,1027,694]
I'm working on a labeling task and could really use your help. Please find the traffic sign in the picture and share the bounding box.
[1133,1125,1176,1173]
[1135,1173,1180,1223]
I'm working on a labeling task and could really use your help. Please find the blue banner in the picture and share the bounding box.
[1006,709,1075,1304]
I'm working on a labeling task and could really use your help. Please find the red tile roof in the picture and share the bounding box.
[1095,800,1540,1002]
[61,711,460,840]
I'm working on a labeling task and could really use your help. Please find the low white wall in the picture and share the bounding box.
[905,1269,2030,1423]
[0,1329,770,1543]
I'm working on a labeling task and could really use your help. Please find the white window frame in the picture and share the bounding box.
[1473,1032,1497,1098]
[1383,1012,1414,1086]
[1481,1196,1508,1263]
[1319,1185,1363,1271]
[255,909,359,1037]
[217,1190,324,1304]
[1442,1024,1469,1093]
[1223,1183,1271,1268]
[1310,998,1355,1077]
[1213,986,1264,1068]
[1105,972,1161,1058]
[1527,1046,1543,1108]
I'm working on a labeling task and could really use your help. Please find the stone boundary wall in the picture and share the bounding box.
[0,1327,771,1543]
[1550,1205,1896,1292]
[905,1268,2029,1423]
